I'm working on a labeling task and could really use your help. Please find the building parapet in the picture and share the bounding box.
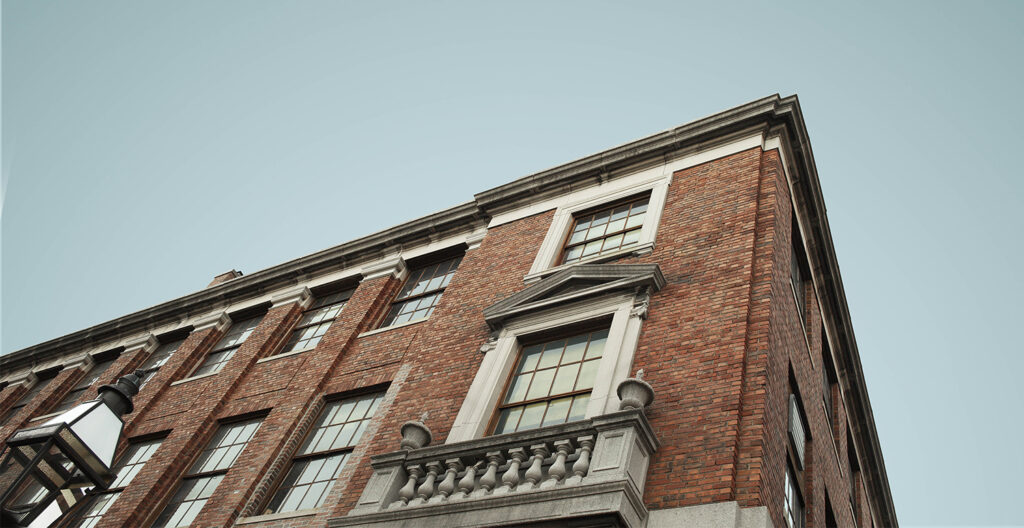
[332,409,658,528]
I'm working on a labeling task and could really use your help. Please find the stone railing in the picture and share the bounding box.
[331,408,658,528]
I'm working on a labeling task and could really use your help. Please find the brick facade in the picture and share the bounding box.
[0,95,895,528]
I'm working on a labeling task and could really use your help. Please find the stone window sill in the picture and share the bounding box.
[236,508,320,524]
[357,317,429,338]
[170,371,218,386]
[257,346,315,364]
[29,411,63,423]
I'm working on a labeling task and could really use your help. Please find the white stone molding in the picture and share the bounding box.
[465,230,488,251]
[270,285,313,309]
[448,290,651,444]
[63,353,95,373]
[361,256,409,281]
[124,334,159,354]
[478,334,499,355]
[193,311,232,333]
[6,370,37,388]
[524,173,672,280]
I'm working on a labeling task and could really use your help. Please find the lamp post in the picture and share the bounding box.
[0,370,145,527]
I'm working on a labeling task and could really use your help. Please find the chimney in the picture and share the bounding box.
[208,269,243,288]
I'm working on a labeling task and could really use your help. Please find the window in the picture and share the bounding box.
[153,418,262,528]
[848,429,861,509]
[561,195,649,265]
[1,373,55,424]
[825,493,838,528]
[789,393,808,469]
[74,438,163,528]
[138,338,187,389]
[380,256,461,327]
[190,315,263,378]
[277,290,351,355]
[791,213,808,324]
[493,328,608,435]
[50,358,116,415]
[263,392,383,514]
[784,464,804,528]
[822,329,838,432]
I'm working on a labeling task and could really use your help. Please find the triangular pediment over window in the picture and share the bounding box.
[483,263,665,330]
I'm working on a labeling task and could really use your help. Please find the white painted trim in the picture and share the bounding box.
[63,353,95,372]
[124,334,159,356]
[465,230,487,250]
[446,291,645,444]
[522,173,671,278]
[360,255,408,281]
[170,371,218,386]
[193,312,231,333]
[29,411,63,423]
[270,286,313,309]
[357,317,429,338]
[256,346,314,363]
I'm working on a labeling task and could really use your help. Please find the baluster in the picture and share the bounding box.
[457,459,481,498]
[414,461,443,503]
[437,458,463,500]
[569,435,595,483]
[478,451,504,494]
[398,464,424,505]
[524,443,550,487]
[499,447,529,493]
[545,439,574,486]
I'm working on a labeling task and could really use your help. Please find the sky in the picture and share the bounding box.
[2,1,1022,526]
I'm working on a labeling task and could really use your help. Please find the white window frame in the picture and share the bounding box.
[525,173,671,281]
[447,291,647,443]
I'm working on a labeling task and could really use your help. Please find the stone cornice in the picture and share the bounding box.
[0,93,897,525]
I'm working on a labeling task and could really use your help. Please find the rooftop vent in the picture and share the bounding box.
[208,270,243,288]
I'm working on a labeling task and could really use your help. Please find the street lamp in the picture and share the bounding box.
[0,370,145,528]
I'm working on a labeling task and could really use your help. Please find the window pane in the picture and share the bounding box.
[568,394,589,422]
[153,474,223,528]
[550,363,581,395]
[75,491,121,528]
[575,360,600,391]
[493,407,523,435]
[189,419,262,474]
[109,438,163,488]
[298,393,382,456]
[541,397,572,427]
[517,402,547,431]
[525,369,555,400]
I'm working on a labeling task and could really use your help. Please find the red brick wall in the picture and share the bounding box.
[3,147,871,527]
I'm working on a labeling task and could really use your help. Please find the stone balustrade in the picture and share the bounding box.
[332,408,658,528]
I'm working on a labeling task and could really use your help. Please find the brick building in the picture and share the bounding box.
[0,94,897,528]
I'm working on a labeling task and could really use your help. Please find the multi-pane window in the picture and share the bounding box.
[789,393,808,468]
[791,214,808,323]
[190,316,263,378]
[381,256,461,327]
[277,290,351,355]
[784,465,804,528]
[153,418,262,528]
[2,374,55,424]
[138,338,187,389]
[561,196,649,264]
[50,359,116,415]
[263,393,383,514]
[74,438,163,528]
[822,330,838,432]
[493,328,608,435]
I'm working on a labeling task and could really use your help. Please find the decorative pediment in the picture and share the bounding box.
[483,264,665,330]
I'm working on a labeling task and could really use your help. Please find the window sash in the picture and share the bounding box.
[561,196,649,264]
[493,329,608,435]
[381,256,461,327]
[152,474,223,528]
[785,467,804,528]
[789,394,807,468]
[279,293,349,354]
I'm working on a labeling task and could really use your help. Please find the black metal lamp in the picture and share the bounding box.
[0,370,145,528]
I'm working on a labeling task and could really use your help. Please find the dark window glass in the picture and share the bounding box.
[50,359,116,415]
[190,316,263,377]
[263,393,383,514]
[153,419,261,528]
[381,256,461,327]
[493,329,607,435]
[791,214,808,323]
[73,438,163,527]
[277,290,351,355]
[561,196,649,264]
[139,338,187,389]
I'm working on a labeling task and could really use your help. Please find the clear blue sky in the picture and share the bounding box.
[3,1,1022,526]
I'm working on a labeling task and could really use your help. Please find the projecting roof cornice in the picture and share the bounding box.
[482,263,665,330]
